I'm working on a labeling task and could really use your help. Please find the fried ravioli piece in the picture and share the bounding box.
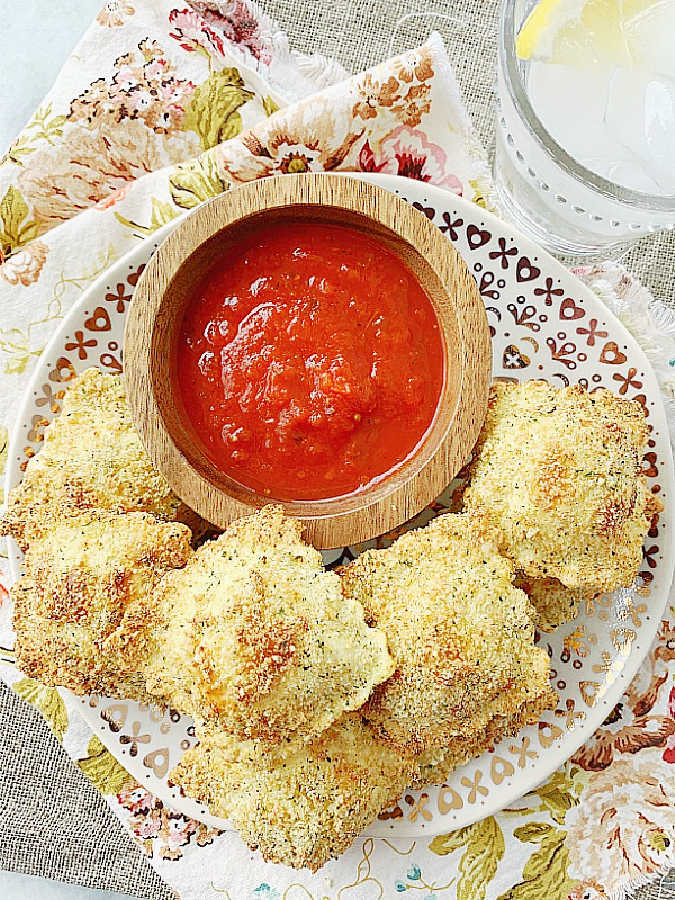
[462,381,655,592]
[341,513,555,757]
[12,510,192,698]
[170,712,415,871]
[515,574,595,632]
[416,689,551,785]
[132,506,393,752]
[1,368,197,550]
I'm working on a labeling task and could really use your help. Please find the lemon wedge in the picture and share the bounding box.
[515,0,670,67]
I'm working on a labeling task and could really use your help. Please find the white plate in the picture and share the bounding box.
[5,174,674,837]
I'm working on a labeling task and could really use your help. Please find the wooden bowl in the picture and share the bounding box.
[124,174,491,549]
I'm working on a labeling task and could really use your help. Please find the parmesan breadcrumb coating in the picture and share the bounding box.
[0,368,199,550]
[10,371,647,869]
[462,381,656,592]
[515,574,594,632]
[417,696,550,785]
[12,510,192,698]
[129,506,393,753]
[341,513,556,757]
[170,712,416,871]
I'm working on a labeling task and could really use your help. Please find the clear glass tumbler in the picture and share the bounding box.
[495,0,675,256]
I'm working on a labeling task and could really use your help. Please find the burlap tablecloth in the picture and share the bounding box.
[1,1,673,898]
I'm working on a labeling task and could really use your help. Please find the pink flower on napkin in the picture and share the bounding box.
[169,3,271,64]
[169,8,226,58]
[117,782,156,816]
[217,97,363,182]
[95,184,132,211]
[359,126,463,193]
[197,1,273,64]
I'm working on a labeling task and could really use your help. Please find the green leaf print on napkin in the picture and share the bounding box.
[508,765,587,823]
[2,103,66,166]
[262,95,280,116]
[429,817,504,900]
[115,196,180,239]
[78,735,132,795]
[182,67,255,150]
[0,186,38,258]
[169,151,228,209]
[497,823,578,900]
[14,677,68,741]
[532,769,583,825]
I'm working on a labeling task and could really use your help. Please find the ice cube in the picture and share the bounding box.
[643,76,675,192]
[527,61,613,163]
[602,159,663,192]
[623,0,675,78]
[604,66,675,194]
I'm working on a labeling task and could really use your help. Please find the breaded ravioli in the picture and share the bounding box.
[0,368,198,550]
[12,510,192,698]
[341,513,556,757]
[515,574,593,632]
[462,381,655,592]
[417,689,551,785]
[132,507,393,752]
[170,712,415,871]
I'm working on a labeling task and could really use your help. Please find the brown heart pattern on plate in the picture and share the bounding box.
[84,307,112,332]
[412,201,435,219]
[516,256,541,282]
[599,340,629,365]
[559,297,585,320]
[466,223,491,249]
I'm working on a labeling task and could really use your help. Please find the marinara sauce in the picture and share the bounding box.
[176,222,444,501]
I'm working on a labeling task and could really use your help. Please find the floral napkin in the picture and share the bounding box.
[0,2,674,899]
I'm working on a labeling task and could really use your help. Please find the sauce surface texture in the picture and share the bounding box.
[177,222,444,500]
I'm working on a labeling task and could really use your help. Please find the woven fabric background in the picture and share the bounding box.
[0,681,175,899]
[0,0,673,897]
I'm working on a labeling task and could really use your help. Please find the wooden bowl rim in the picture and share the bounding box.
[124,173,491,548]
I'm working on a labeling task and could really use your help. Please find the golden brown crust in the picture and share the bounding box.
[170,713,416,871]
[9,372,644,870]
[341,513,556,757]
[0,368,200,550]
[514,575,595,632]
[462,381,652,592]
[130,506,393,753]
[416,689,554,785]
[12,510,192,698]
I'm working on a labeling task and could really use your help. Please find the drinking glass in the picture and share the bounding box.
[495,0,675,256]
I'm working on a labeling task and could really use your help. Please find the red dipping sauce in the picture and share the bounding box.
[176,222,444,501]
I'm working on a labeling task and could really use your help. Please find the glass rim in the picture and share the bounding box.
[499,0,675,213]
